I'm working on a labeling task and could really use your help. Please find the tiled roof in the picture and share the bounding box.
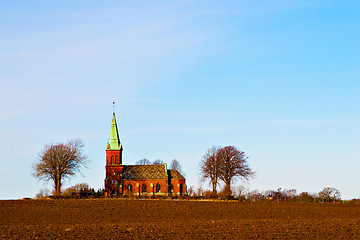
[122,165,167,180]
[168,169,185,180]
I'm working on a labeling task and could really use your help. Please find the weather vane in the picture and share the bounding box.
[113,100,115,113]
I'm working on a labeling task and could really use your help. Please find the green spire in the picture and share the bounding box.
[106,113,122,150]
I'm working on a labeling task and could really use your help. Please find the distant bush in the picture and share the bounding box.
[61,183,102,198]
[296,192,316,202]
[35,188,51,199]
[246,190,266,202]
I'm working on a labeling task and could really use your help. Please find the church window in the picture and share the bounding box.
[156,184,161,193]
[111,155,114,164]
[179,183,183,195]
[169,184,174,192]
[142,184,147,193]
[128,184,133,192]
[115,156,118,164]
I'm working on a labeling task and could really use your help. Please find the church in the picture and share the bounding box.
[104,112,187,197]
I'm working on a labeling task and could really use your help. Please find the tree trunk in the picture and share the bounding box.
[54,175,61,196]
[224,182,232,199]
[211,181,217,196]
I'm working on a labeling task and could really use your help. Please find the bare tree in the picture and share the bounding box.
[217,146,255,197]
[200,146,220,195]
[35,188,51,199]
[246,190,265,202]
[232,185,248,200]
[187,186,195,196]
[32,139,88,196]
[153,159,164,165]
[283,189,297,202]
[136,158,152,165]
[318,187,341,202]
[170,159,185,176]
[195,186,204,197]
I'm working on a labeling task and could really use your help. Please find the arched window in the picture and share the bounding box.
[115,156,118,164]
[156,183,161,193]
[169,184,174,193]
[179,183,183,195]
[111,155,114,164]
[128,184,133,192]
[142,184,147,193]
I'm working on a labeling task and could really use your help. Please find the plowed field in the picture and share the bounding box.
[1,199,360,239]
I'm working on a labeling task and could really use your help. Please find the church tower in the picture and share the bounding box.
[104,112,124,196]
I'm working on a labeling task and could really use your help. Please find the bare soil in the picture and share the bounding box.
[1,199,360,239]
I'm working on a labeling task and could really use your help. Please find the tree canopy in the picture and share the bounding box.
[153,159,164,165]
[170,159,185,176]
[200,146,220,195]
[32,139,88,196]
[136,158,152,165]
[318,187,341,202]
[200,145,255,197]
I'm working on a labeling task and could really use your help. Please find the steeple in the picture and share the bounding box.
[106,113,122,151]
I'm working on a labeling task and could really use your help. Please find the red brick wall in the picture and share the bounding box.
[104,149,187,197]
[169,179,187,196]
[122,179,169,196]
[106,149,123,165]
[105,149,124,196]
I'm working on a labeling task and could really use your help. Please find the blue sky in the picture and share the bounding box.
[1,1,360,199]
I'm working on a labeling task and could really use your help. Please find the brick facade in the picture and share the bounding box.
[104,113,186,197]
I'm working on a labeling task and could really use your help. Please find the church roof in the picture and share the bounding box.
[122,165,168,180]
[107,113,122,151]
[168,169,185,180]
